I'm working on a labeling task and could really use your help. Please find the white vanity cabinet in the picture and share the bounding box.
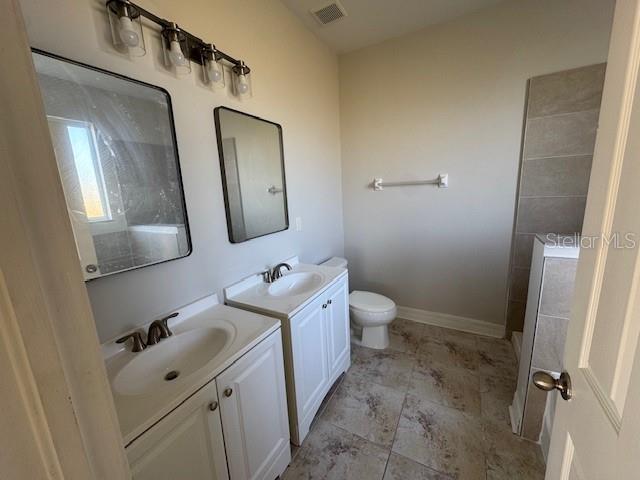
[216,331,290,480]
[287,275,350,444]
[126,330,290,480]
[126,381,229,480]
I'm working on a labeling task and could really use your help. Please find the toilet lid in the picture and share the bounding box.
[349,291,395,313]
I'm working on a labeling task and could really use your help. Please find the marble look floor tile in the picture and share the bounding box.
[479,372,517,429]
[417,337,480,371]
[383,453,454,480]
[392,395,486,479]
[388,318,429,353]
[476,336,518,378]
[349,345,415,390]
[440,329,479,350]
[482,419,545,480]
[322,373,405,447]
[410,359,481,415]
[283,420,389,480]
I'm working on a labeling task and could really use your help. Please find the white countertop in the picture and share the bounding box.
[225,257,348,319]
[103,294,280,446]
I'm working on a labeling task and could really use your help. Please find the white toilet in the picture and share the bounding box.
[322,257,397,349]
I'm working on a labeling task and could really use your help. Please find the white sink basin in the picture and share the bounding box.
[268,272,324,297]
[113,327,232,397]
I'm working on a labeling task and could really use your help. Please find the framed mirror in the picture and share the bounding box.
[214,107,288,243]
[32,50,191,280]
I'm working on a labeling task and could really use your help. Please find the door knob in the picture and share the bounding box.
[533,371,572,401]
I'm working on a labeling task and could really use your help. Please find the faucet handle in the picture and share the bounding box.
[158,312,177,337]
[116,330,146,352]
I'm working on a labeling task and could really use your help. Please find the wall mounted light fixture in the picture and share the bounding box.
[161,23,190,75]
[201,43,225,87]
[232,61,252,97]
[104,0,251,96]
[107,0,145,56]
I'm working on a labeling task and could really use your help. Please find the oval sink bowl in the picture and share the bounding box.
[268,272,324,297]
[114,327,232,397]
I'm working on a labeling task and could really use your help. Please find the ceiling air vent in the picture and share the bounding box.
[310,1,347,26]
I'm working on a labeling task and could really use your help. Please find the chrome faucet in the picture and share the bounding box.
[262,263,292,283]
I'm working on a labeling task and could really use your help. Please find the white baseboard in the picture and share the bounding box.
[397,305,505,338]
[512,331,523,362]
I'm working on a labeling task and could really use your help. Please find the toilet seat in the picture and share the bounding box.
[349,291,395,313]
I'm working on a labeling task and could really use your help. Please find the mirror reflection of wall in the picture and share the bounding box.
[32,51,191,280]
[214,108,288,243]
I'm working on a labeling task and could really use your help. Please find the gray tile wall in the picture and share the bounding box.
[507,64,606,335]
[521,256,577,440]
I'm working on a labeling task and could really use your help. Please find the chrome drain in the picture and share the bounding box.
[164,370,180,381]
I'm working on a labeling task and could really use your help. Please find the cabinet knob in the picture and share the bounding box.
[327,299,332,305]
[208,401,218,411]
[224,388,233,397]
[322,304,327,309]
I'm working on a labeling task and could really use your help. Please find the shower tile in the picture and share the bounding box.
[513,233,536,269]
[527,63,606,118]
[539,258,578,318]
[531,315,569,372]
[516,196,586,234]
[520,155,592,197]
[524,110,598,159]
[509,266,531,302]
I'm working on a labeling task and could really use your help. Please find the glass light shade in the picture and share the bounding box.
[106,0,146,57]
[162,25,191,75]
[232,62,252,97]
[204,57,225,86]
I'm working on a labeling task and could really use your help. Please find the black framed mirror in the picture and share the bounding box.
[214,107,289,243]
[32,49,191,280]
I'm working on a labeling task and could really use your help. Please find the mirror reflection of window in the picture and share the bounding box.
[48,117,111,222]
[33,50,191,280]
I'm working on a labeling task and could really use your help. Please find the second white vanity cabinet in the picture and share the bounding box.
[281,275,350,444]
[225,260,351,445]
[125,330,290,480]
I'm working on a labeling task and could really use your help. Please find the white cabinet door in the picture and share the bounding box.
[126,381,228,480]
[216,330,290,480]
[324,278,350,381]
[290,294,330,439]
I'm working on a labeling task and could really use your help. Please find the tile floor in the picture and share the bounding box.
[282,318,546,480]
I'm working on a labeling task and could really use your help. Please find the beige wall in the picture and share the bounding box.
[339,0,615,328]
[19,0,343,341]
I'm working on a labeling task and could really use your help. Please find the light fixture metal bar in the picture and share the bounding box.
[111,0,247,69]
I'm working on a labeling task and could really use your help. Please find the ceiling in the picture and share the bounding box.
[280,0,505,53]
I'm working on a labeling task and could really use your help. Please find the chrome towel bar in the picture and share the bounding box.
[372,173,448,191]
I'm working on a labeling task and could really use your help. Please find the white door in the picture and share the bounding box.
[126,381,229,480]
[325,278,351,381]
[290,294,330,440]
[217,330,290,480]
[546,0,640,477]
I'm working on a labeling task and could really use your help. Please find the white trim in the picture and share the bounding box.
[511,331,523,362]
[396,305,505,338]
[540,400,553,463]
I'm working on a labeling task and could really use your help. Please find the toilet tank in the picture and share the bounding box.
[321,257,347,268]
